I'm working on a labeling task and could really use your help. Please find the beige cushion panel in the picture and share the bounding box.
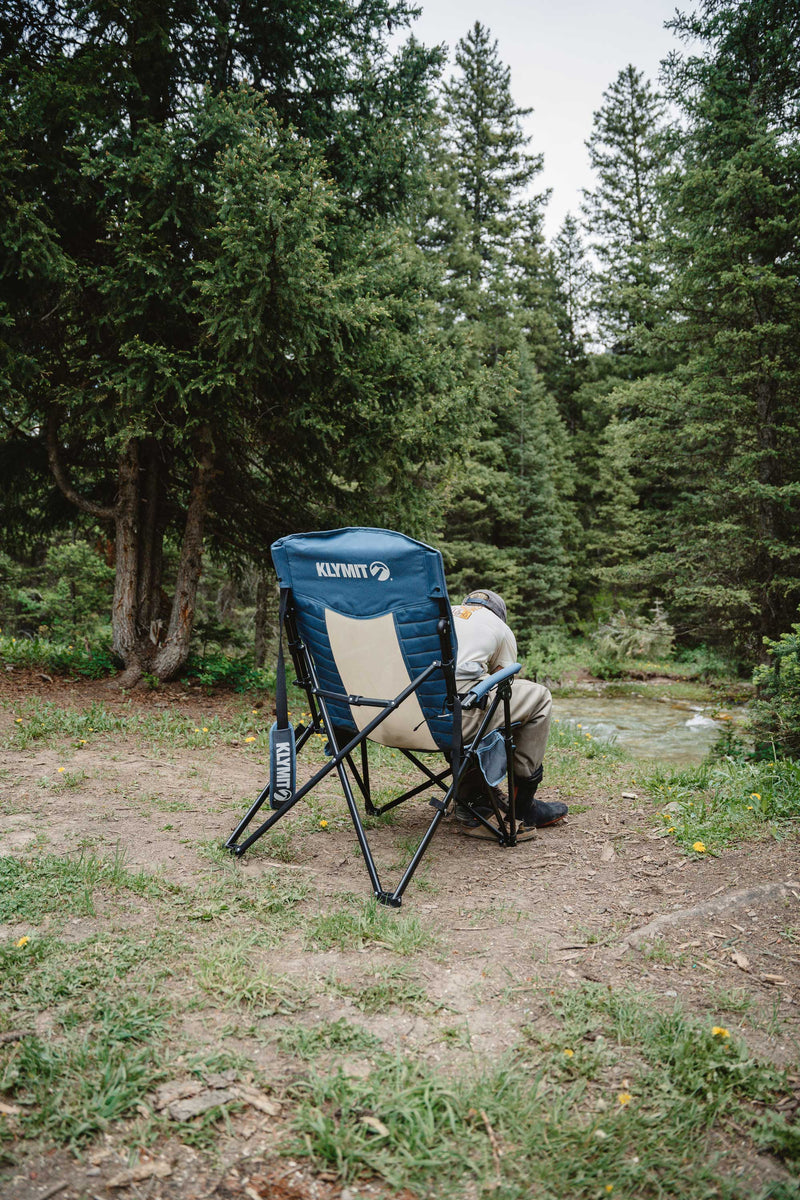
[324,609,438,751]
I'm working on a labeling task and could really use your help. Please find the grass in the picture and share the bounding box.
[304,896,438,955]
[193,944,308,1014]
[5,695,284,751]
[2,675,799,1197]
[327,966,436,1015]
[642,756,800,852]
[274,1018,382,1060]
[0,849,163,923]
[290,983,796,1198]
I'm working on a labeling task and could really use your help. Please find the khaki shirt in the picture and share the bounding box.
[451,604,518,686]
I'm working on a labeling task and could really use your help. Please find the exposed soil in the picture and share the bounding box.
[1,669,799,1200]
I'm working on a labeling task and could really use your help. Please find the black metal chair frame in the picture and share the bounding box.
[226,596,522,906]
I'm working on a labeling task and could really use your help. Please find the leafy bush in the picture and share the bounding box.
[645,756,800,851]
[4,540,115,642]
[750,616,800,759]
[0,634,119,678]
[592,600,675,664]
[183,650,276,693]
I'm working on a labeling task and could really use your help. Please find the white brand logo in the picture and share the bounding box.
[315,561,369,578]
[273,740,293,801]
[314,560,391,581]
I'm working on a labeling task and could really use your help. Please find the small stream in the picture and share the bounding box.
[551,694,746,764]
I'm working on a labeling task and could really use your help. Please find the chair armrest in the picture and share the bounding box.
[461,663,521,709]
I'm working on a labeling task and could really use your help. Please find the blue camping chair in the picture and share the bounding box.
[226,528,525,905]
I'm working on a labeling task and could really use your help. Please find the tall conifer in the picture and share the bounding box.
[582,65,670,359]
[634,0,800,650]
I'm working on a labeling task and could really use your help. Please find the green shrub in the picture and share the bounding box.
[592,600,674,664]
[0,634,119,678]
[750,616,800,759]
[183,650,275,693]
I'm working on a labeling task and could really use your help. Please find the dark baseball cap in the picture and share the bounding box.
[462,589,507,623]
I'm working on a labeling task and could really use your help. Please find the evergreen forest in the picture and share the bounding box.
[2,0,800,691]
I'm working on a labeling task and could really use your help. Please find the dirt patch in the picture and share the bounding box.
[1,672,799,1198]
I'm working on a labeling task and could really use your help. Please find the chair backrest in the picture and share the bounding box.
[271,528,457,752]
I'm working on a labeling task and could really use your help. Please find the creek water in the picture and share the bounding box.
[551,694,744,764]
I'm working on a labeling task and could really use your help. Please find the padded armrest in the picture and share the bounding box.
[461,663,521,709]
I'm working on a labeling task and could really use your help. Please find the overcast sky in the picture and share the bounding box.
[403,0,687,239]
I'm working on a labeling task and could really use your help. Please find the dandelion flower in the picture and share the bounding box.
[15,936,29,948]
[245,736,256,743]
[750,792,761,801]
[202,727,209,733]
[563,1048,574,1057]
[15,718,22,723]
[617,1092,632,1106]
[712,1026,730,1038]
[667,827,675,833]
[319,819,328,829]
[693,841,706,853]
[57,767,65,773]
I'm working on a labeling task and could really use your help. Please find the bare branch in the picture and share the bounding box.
[46,409,117,521]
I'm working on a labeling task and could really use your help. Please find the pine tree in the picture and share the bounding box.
[633,0,800,652]
[434,24,573,630]
[582,65,670,359]
[440,21,547,361]
[545,213,593,421]
[0,0,458,682]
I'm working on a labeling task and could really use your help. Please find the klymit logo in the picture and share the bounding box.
[273,740,293,801]
[315,560,391,581]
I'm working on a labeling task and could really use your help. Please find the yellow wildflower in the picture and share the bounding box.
[202,727,209,732]
[693,841,706,853]
[57,767,65,773]
[617,1092,632,1106]
[712,1026,730,1038]
[750,792,761,801]
[563,1048,574,1057]
[245,736,256,743]
[319,819,328,829]
[16,936,29,948]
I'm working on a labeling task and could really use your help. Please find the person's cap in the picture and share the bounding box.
[462,589,507,623]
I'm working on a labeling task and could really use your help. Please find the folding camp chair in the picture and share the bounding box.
[225,527,528,905]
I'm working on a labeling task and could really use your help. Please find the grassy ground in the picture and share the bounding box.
[1,674,799,1199]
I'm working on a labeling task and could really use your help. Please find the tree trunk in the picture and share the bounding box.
[151,427,216,680]
[47,416,216,687]
[253,572,269,667]
[112,440,147,686]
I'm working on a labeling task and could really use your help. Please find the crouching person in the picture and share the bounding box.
[452,588,567,832]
